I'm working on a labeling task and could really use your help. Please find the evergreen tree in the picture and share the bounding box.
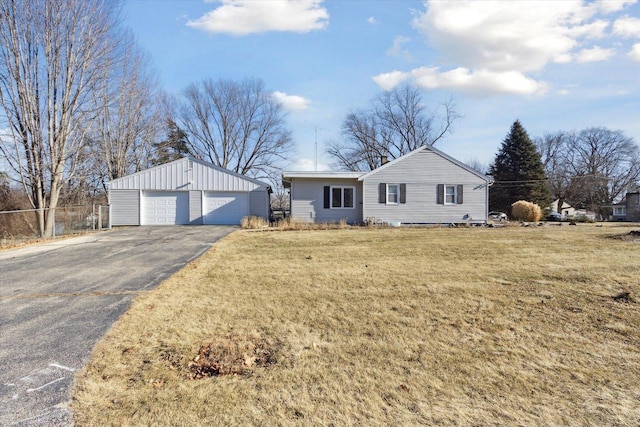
[489,120,551,214]
[151,119,191,165]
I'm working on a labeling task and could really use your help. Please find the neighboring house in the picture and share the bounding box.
[549,200,596,220]
[611,192,640,221]
[550,200,575,218]
[282,145,490,225]
[108,157,271,226]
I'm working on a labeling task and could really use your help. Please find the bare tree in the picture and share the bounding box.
[0,0,118,237]
[568,128,640,216]
[328,85,459,171]
[537,128,640,218]
[536,132,578,213]
[90,30,162,191]
[177,78,293,181]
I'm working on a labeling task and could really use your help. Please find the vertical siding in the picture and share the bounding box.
[249,189,269,219]
[189,191,203,224]
[109,158,268,192]
[290,178,362,224]
[627,193,640,221]
[110,190,140,226]
[362,150,488,224]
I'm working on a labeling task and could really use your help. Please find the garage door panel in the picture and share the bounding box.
[204,192,248,225]
[143,191,189,225]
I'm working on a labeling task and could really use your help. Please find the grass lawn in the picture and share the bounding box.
[72,224,640,426]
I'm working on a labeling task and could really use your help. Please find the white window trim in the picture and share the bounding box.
[444,184,457,205]
[330,186,356,209]
[386,184,400,205]
[614,206,626,216]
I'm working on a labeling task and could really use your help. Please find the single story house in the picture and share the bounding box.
[108,157,271,226]
[282,145,490,225]
[549,200,596,221]
[611,192,640,221]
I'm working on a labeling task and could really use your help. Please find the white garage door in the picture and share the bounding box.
[143,191,189,225]
[204,192,249,225]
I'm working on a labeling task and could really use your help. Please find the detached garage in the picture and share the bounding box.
[108,157,271,226]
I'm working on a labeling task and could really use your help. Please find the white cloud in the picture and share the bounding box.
[272,91,310,111]
[575,46,615,62]
[629,43,640,61]
[376,0,636,96]
[372,71,410,91]
[613,15,640,38]
[367,16,378,25]
[187,0,329,35]
[595,0,637,14]
[412,1,616,72]
[373,67,547,96]
[411,67,547,96]
[386,36,413,61]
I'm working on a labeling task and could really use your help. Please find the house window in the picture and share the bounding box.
[387,184,399,204]
[437,184,463,205]
[614,206,626,216]
[378,183,406,204]
[445,185,457,204]
[331,186,355,209]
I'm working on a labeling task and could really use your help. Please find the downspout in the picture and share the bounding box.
[486,177,494,225]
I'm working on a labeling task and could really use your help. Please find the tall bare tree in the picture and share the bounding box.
[177,78,293,181]
[327,85,459,171]
[0,0,118,237]
[90,30,162,190]
[536,132,578,214]
[537,127,640,218]
[568,128,640,216]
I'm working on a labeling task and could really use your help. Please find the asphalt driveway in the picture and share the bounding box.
[0,226,236,426]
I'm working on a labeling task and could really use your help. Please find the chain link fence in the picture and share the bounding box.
[0,205,110,248]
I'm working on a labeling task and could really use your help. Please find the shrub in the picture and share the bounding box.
[511,200,543,222]
[240,216,269,229]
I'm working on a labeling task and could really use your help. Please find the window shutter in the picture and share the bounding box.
[400,184,406,204]
[436,184,444,204]
[379,183,386,203]
[457,185,463,204]
[324,186,330,209]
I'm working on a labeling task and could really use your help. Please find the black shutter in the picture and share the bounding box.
[436,184,444,204]
[379,183,386,203]
[400,184,406,204]
[324,186,330,209]
[457,185,463,204]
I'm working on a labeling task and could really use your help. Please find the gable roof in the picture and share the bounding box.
[358,145,489,182]
[108,157,270,191]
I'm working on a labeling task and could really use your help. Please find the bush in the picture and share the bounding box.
[511,200,543,222]
[240,216,269,229]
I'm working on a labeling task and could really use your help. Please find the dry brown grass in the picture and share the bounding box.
[72,223,640,426]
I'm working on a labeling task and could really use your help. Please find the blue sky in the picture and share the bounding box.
[123,0,640,171]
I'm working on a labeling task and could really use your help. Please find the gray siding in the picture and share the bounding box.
[362,150,488,224]
[110,190,140,226]
[290,178,362,224]
[249,189,269,218]
[109,158,267,192]
[189,191,203,225]
[108,157,271,225]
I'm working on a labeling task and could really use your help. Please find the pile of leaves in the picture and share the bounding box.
[188,331,277,379]
[606,230,640,241]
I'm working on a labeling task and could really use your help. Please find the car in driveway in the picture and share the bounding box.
[488,211,508,222]
[546,212,563,221]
